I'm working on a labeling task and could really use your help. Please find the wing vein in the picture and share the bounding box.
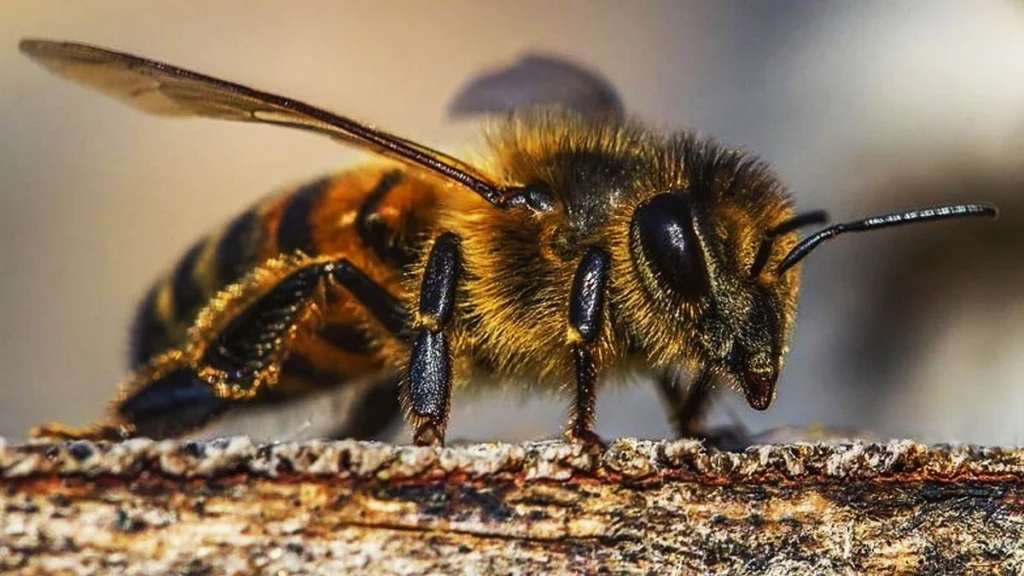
[19,38,506,205]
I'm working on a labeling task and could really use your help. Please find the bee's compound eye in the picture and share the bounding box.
[631,192,709,299]
[505,181,556,212]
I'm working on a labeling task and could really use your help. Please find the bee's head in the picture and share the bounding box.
[628,177,804,411]
[627,144,996,411]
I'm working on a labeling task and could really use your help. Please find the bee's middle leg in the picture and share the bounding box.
[406,233,461,447]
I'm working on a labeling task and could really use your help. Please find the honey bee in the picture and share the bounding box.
[21,39,998,447]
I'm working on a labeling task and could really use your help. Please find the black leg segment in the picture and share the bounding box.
[409,330,450,420]
[655,368,753,450]
[318,322,375,355]
[655,367,715,438]
[567,247,610,444]
[118,367,230,439]
[571,344,600,441]
[569,248,609,342]
[407,233,461,445]
[202,262,332,386]
[114,256,408,440]
[417,233,460,326]
[331,260,410,337]
[202,257,409,387]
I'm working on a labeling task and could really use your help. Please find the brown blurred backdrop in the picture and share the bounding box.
[2,2,1023,444]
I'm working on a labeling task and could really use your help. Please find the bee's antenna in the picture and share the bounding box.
[776,203,999,276]
[750,210,830,278]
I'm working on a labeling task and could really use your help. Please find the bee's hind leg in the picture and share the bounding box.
[405,233,461,447]
[32,256,409,441]
[30,348,229,441]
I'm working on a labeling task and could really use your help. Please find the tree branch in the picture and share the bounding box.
[2,437,1023,574]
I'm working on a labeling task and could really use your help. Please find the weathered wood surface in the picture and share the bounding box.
[1,437,1023,575]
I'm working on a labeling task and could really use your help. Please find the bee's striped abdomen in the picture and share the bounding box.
[129,285,169,368]
[128,236,217,368]
[214,207,261,286]
[129,216,267,369]
[128,165,441,402]
[275,176,334,257]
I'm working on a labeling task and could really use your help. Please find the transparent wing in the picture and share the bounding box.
[19,38,505,204]
[448,53,624,119]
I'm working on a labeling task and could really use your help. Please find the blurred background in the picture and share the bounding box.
[2,1,1023,444]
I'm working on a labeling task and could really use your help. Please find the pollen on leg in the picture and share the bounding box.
[29,421,129,441]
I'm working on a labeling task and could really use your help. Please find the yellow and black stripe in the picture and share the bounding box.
[127,165,439,402]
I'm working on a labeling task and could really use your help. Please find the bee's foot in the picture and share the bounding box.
[412,422,445,447]
[567,428,608,457]
[30,421,128,442]
[691,425,754,452]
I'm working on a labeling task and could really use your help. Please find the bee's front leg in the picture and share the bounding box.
[406,233,461,447]
[566,247,611,452]
[655,367,716,439]
[656,369,757,450]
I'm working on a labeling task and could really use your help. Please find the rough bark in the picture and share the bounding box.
[1,437,1023,575]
